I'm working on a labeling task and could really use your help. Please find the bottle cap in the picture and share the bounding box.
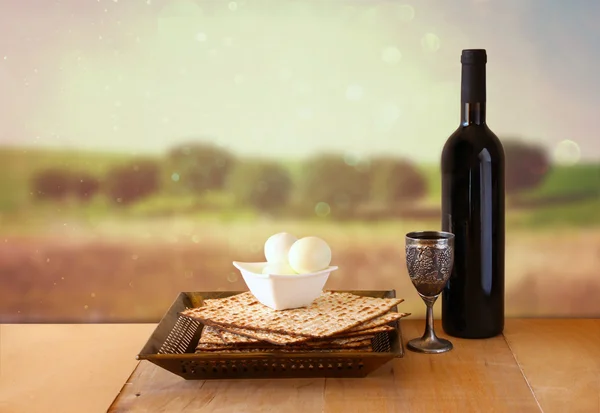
[461,49,487,65]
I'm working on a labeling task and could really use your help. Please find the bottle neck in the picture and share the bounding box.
[460,63,486,126]
[461,102,486,125]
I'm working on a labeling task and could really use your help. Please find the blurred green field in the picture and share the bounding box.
[528,163,600,199]
[0,146,598,322]
[0,146,598,231]
[0,147,135,212]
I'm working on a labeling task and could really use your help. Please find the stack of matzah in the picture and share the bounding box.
[180,291,409,353]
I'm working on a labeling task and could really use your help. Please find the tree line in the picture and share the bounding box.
[31,139,550,218]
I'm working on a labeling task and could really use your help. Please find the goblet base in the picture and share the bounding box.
[407,336,453,354]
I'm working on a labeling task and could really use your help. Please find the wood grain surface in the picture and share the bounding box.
[0,324,155,413]
[504,319,600,413]
[2,320,599,413]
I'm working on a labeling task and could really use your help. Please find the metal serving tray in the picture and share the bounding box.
[137,290,405,380]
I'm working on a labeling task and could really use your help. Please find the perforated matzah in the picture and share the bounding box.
[343,311,407,332]
[197,326,225,345]
[217,328,373,347]
[181,291,403,340]
[195,338,373,351]
[195,346,373,353]
[216,311,406,343]
[336,325,395,337]
[205,322,311,345]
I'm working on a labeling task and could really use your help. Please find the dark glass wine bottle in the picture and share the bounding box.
[441,49,505,339]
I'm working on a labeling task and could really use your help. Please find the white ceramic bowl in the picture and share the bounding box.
[232,261,338,311]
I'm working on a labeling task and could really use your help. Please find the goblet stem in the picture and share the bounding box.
[421,295,438,341]
[406,293,453,354]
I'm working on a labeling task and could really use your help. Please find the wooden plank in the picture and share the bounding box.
[108,361,324,413]
[7,320,596,413]
[0,324,155,413]
[505,319,600,413]
[110,320,542,412]
[323,320,542,413]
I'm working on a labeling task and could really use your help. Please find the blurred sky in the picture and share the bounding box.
[0,0,598,162]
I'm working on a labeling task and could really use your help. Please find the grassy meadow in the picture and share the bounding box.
[0,146,599,322]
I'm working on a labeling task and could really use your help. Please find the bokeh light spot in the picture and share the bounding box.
[343,151,360,166]
[345,84,364,101]
[195,32,207,42]
[421,33,441,52]
[228,2,238,11]
[227,272,239,283]
[381,46,402,64]
[553,140,581,165]
[363,7,380,24]
[191,235,200,243]
[171,172,180,182]
[398,5,415,21]
[315,202,331,217]
[374,103,401,132]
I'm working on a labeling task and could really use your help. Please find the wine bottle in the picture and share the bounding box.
[440,49,505,339]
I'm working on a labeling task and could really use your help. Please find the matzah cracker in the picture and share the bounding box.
[205,321,311,345]
[198,293,313,345]
[335,325,394,338]
[202,292,256,307]
[211,316,401,343]
[195,346,373,354]
[212,322,385,346]
[219,328,257,344]
[181,291,403,339]
[197,326,225,345]
[216,328,372,347]
[217,322,391,342]
[195,338,373,352]
[343,311,407,333]
[213,313,403,343]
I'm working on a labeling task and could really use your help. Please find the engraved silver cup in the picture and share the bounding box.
[405,231,455,354]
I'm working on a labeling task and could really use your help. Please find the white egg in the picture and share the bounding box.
[288,236,332,274]
[264,232,298,264]
[262,262,297,276]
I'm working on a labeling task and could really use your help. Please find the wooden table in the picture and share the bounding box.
[1,320,598,413]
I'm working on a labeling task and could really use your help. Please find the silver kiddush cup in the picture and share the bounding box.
[405,231,455,354]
